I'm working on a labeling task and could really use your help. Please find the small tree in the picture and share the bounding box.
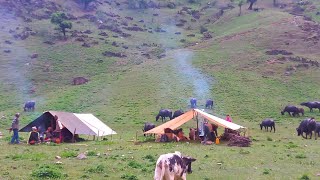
[247,0,257,10]
[50,12,72,37]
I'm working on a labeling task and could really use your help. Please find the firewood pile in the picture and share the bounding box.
[220,129,251,147]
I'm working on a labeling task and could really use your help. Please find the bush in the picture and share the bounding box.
[31,165,63,179]
[143,155,155,162]
[263,168,271,175]
[86,164,105,173]
[300,174,310,180]
[128,161,142,169]
[167,2,176,9]
[61,150,77,158]
[295,153,307,159]
[121,174,138,180]
[87,151,97,156]
[267,137,273,141]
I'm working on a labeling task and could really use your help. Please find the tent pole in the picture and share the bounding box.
[196,113,199,140]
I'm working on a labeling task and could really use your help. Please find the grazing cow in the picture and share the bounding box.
[190,98,197,108]
[205,99,214,109]
[300,102,320,112]
[156,109,173,122]
[24,101,36,112]
[154,151,196,180]
[143,122,155,136]
[260,119,276,133]
[296,118,317,139]
[315,122,320,139]
[281,105,304,117]
[172,110,184,119]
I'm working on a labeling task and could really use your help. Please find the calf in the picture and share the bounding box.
[24,101,36,112]
[143,122,155,137]
[296,118,317,139]
[154,151,196,180]
[260,119,276,133]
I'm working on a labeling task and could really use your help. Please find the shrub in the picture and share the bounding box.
[263,168,271,175]
[300,174,310,180]
[61,150,77,158]
[143,155,155,162]
[86,164,105,173]
[31,164,63,179]
[87,151,97,156]
[128,161,142,169]
[121,174,138,180]
[267,137,273,141]
[295,154,307,159]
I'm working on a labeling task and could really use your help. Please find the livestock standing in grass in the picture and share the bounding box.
[300,101,320,112]
[154,151,196,180]
[142,122,155,137]
[24,101,35,112]
[296,118,317,139]
[205,99,214,109]
[156,109,173,122]
[260,119,276,133]
[172,109,184,119]
[281,105,304,117]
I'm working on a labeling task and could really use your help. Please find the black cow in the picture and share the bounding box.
[300,102,320,112]
[281,105,304,117]
[205,99,214,109]
[260,119,275,133]
[172,110,184,119]
[190,98,197,108]
[24,101,36,112]
[142,122,155,136]
[154,151,196,180]
[315,122,320,139]
[156,109,172,122]
[296,118,317,139]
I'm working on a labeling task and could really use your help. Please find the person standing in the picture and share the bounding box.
[10,113,20,144]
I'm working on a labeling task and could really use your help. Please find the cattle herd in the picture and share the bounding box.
[149,100,320,179]
[20,99,320,179]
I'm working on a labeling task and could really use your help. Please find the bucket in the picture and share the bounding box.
[215,137,220,144]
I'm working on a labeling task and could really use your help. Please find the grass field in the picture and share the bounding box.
[0,0,320,179]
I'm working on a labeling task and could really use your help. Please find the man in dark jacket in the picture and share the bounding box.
[10,113,20,144]
[28,126,40,145]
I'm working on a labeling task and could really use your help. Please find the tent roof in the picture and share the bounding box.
[144,109,246,134]
[20,111,116,136]
[74,113,117,136]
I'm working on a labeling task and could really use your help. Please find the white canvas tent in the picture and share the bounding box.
[145,109,246,134]
[20,111,117,137]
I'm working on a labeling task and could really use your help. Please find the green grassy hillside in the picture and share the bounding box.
[0,0,319,179]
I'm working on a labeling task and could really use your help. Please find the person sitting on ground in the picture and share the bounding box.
[210,124,218,141]
[28,126,40,145]
[44,127,53,142]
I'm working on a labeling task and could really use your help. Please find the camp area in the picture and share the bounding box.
[144,109,250,146]
[19,111,116,143]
